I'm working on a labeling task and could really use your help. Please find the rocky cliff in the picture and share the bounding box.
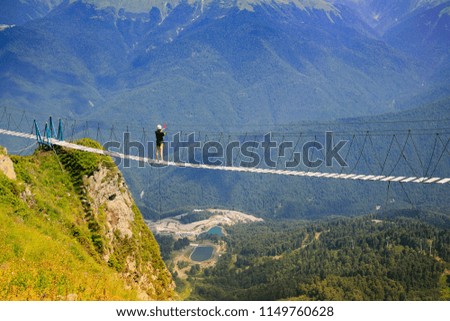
[0,140,174,300]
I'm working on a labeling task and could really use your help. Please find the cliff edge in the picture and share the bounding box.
[0,139,174,300]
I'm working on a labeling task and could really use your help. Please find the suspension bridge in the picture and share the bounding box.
[0,108,449,186]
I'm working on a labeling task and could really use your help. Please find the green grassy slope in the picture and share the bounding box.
[0,141,174,300]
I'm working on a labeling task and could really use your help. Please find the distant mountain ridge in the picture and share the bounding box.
[0,0,70,25]
[80,0,339,14]
[333,0,450,34]
[2,0,442,125]
[0,0,339,25]
[4,0,448,26]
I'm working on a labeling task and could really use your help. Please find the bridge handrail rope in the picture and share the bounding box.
[1,127,449,185]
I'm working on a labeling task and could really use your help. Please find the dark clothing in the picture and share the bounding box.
[155,130,165,146]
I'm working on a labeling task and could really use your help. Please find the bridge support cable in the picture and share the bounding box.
[367,131,385,173]
[430,137,450,177]
[409,132,426,176]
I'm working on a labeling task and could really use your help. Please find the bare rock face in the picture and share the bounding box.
[84,165,174,299]
[0,147,17,180]
[86,167,134,253]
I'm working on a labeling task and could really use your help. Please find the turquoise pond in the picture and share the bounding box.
[206,226,223,236]
[190,246,214,262]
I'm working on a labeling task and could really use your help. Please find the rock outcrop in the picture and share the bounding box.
[84,165,175,299]
[0,147,16,180]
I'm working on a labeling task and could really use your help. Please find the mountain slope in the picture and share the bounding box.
[0,141,174,300]
[383,2,450,69]
[0,0,425,127]
[0,0,64,25]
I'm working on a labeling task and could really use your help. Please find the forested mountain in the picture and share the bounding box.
[1,0,447,125]
[184,210,450,300]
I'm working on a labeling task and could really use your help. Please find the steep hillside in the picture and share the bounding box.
[0,141,174,300]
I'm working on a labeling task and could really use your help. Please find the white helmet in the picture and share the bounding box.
[157,124,162,130]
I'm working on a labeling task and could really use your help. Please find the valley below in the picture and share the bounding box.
[146,208,264,298]
[146,208,263,239]
[148,206,450,301]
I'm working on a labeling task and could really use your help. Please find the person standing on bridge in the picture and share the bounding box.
[155,124,166,161]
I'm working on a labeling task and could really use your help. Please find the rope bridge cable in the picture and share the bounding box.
[8,141,38,155]
[1,127,449,185]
